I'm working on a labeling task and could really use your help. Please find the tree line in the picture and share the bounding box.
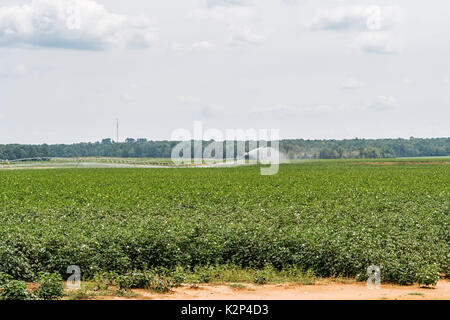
[1,137,450,160]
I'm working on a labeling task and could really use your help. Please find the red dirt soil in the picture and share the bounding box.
[90,280,450,300]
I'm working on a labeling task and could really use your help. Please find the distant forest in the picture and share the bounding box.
[1,137,450,160]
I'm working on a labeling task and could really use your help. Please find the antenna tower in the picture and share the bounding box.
[116,118,119,143]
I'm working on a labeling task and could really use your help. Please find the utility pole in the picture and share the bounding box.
[116,118,119,143]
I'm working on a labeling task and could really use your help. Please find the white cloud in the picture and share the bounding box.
[178,96,199,104]
[314,104,366,113]
[311,5,403,55]
[127,83,139,90]
[176,95,224,117]
[168,42,184,53]
[120,93,133,102]
[369,96,398,111]
[201,104,224,117]
[355,31,398,54]
[282,0,298,6]
[189,0,255,22]
[251,104,299,115]
[228,25,266,46]
[253,97,398,116]
[251,103,367,116]
[311,5,402,31]
[0,0,157,50]
[443,75,450,84]
[189,7,255,22]
[206,0,247,7]
[190,40,215,51]
[0,63,29,77]
[341,77,363,90]
[402,78,413,85]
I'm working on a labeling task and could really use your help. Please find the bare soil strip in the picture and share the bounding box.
[90,280,450,300]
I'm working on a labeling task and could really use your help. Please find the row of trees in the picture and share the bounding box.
[281,137,450,159]
[1,137,450,160]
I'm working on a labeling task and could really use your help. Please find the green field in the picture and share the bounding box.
[0,160,448,286]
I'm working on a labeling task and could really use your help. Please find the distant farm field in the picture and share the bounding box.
[0,160,448,285]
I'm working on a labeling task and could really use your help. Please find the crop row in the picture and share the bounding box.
[0,162,448,285]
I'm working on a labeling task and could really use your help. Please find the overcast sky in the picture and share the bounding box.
[0,0,449,144]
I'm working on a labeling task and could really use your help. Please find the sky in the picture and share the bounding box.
[0,0,449,144]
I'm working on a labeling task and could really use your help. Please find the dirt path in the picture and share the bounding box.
[94,280,450,300]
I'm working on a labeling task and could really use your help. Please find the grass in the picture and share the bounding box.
[229,284,248,290]
[176,265,316,285]
[407,292,425,296]
[66,288,95,300]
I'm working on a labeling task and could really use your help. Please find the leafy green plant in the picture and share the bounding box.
[197,271,211,284]
[170,266,186,287]
[151,276,172,293]
[0,280,34,300]
[115,275,132,291]
[416,264,440,287]
[115,271,153,290]
[0,272,12,285]
[36,272,64,300]
[253,270,267,285]
[93,272,114,291]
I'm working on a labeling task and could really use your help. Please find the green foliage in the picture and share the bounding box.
[253,270,268,285]
[0,280,34,300]
[36,272,64,300]
[93,272,117,291]
[197,272,210,283]
[115,275,132,291]
[191,266,212,284]
[115,271,153,290]
[0,244,34,281]
[151,276,172,293]
[0,162,448,285]
[416,264,440,287]
[0,272,13,285]
[170,266,186,287]
[67,287,92,300]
